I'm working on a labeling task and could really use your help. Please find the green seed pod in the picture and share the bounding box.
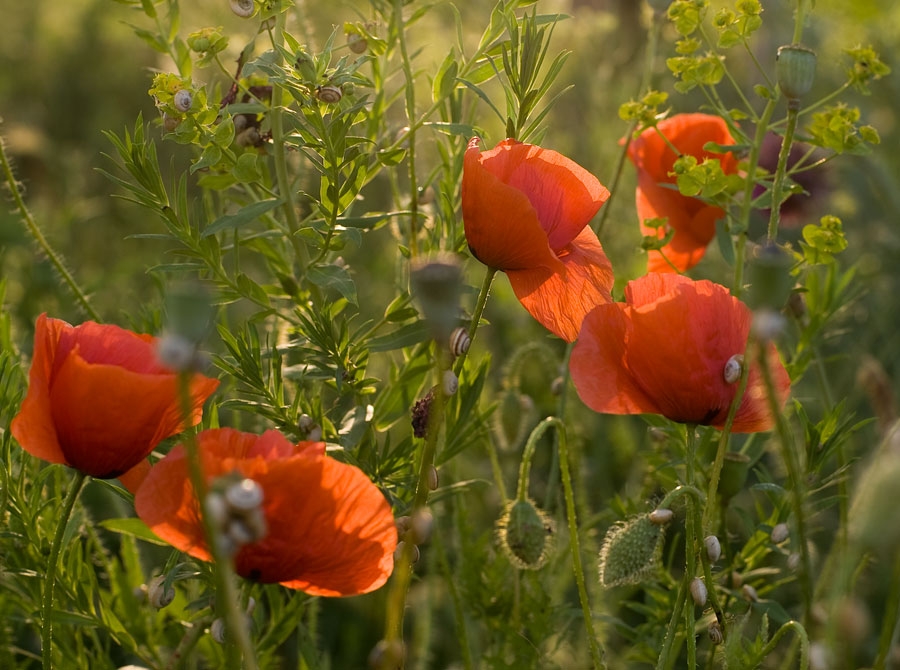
[598,514,666,587]
[719,452,751,501]
[776,44,817,102]
[496,498,554,570]
[410,256,462,343]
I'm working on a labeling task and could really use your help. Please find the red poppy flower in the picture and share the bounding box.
[570,274,790,432]
[10,314,219,479]
[134,428,398,597]
[462,137,614,341]
[627,114,739,273]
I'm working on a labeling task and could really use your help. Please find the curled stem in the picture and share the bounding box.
[42,470,88,670]
[750,620,809,669]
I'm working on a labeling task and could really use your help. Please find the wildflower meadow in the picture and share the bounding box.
[1,0,899,667]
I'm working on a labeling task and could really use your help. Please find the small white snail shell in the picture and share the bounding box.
[427,465,439,491]
[347,32,368,54]
[742,583,759,602]
[229,0,255,18]
[649,508,674,525]
[708,621,724,644]
[442,370,459,396]
[723,354,744,384]
[210,618,227,644]
[449,327,471,357]
[770,522,790,544]
[173,89,193,113]
[316,85,343,104]
[704,535,722,563]
[225,478,264,513]
[147,575,175,609]
[690,577,708,607]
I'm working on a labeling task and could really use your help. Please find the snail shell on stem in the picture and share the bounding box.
[173,89,193,113]
[316,85,343,104]
[449,326,471,357]
[230,0,255,18]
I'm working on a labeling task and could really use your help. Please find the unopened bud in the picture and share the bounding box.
[598,514,666,587]
[410,256,462,342]
[497,498,554,570]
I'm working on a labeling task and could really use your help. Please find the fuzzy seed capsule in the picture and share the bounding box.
[147,575,175,609]
[649,508,674,525]
[497,498,553,570]
[704,535,722,563]
[723,354,744,384]
[690,577,708,607]
[316,85,343,104]
[448,326,471,357]
[173,89,193,113]
[229,0,255,18]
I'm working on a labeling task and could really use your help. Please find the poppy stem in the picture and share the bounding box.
[517,418,606,668]
[453,267,497,376]
[392,0,420,257]
[766,105,800,242]
[757,340,812,624]
[683,427,699,670]
[749,620,810,669]
[734,97,778,298]
[41,470,88,670]
[0,131,101,323]
[176,374,259,670]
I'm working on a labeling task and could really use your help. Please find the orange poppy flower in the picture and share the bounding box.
[134,428,398,597]
[462,137,614,341]
[569,274,790,432]
[10,314,219,479]
[627,114,739,273]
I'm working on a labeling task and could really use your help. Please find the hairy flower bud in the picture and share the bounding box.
[598,514,666,587]
[496,498,554,570]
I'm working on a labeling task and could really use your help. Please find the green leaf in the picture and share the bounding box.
[308,263,358,305]
[201,198,283,237]
[99,518,169,546]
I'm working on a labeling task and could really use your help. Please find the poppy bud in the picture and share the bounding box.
[598,514,666,587]
[494,390,535,452]
[748,243,793,312]
[496,498,554,570]
[776,45,817,103]
[147,574,175,609]
[719,452,751,500]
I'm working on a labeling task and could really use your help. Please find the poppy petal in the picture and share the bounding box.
[508,227,615,341]
[479,140,610,250]
[462,138,562,272]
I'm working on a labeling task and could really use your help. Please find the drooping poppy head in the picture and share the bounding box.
[570,274,790,432]
[134,428,398,597]
[627,114,739,273]
[462,137,615,341]
[10,314,219,479]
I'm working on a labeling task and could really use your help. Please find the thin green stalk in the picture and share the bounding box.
[432,516,474,670]
[1,132,100,322]
[268,12,309,273]
[750,620,809,668]
[42,470,88,670]
[684,428,699,670]
[657,571,689,670]
[393,0,420,257]
[177,374,258,670]
[733,97,778,297]
[874,550,900,669]
[793,0,808,45]
[453,267,497,376]
[758,341,812,623]
[766,104,800,241]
